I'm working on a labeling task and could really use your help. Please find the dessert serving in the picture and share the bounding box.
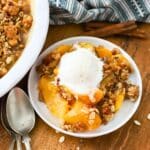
[0,0,32,78]
[36,42,139,132]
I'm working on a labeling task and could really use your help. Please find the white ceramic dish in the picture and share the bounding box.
[28,36,142,138]
[0,0,49,97]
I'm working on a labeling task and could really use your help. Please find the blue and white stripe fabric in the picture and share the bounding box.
[49,0,150,25]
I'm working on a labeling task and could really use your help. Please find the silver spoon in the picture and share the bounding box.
[0,98,22,150]
[6,87,35,150]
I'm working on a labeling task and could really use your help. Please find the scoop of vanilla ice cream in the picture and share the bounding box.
[57,45,103,95]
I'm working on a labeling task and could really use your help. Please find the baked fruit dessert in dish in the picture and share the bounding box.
[37,42,139,132]
[0,0,32,78]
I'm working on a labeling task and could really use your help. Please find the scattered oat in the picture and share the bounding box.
[58,136,65,143]
[76,146,80,150]
[89,111,96,120]
[55,130,60,133]
[81,107,89,114]
[147,113,150,120]
[88,119,94,125]
[134,120,141,126]
[89,108,99,114]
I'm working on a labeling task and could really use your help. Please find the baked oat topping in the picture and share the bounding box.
[58,85,76,104]
[100,98,115,122]
[0,0,32,78]
[63,122,87,132]
[125,84,139,100]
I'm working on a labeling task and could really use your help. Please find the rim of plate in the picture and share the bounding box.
[28,36,142,138]
[0,0,49,97]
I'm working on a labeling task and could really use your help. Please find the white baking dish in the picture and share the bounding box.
[0,0,49,97]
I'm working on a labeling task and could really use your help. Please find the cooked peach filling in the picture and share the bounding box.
[39,76,102,131]
[37,42,139,132]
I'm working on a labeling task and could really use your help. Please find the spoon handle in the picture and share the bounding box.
[22,135,31,150]
[16,135,22,150]
[9,137,15,150]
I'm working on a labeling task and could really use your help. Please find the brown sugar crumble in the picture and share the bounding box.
[0,0,32,78]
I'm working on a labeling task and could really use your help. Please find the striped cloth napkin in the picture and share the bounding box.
[49,0,150,25]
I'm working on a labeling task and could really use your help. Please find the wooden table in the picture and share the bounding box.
[0,23,150,150]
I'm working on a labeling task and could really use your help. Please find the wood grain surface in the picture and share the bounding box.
[0,23,150,150]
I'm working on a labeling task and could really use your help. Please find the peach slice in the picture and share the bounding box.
[64,101,102,131]
[38,76,70,119]
[79,42,95,50]
[95,46,112,58]
[55,45,72,55]
[115,88,125,112]
[113,54,131,68]
[78,89,104,105]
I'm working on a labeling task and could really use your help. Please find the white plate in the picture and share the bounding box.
[0,0,49,97]
[28,36,142,138]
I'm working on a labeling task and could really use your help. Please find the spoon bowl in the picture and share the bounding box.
[6,87,35,136]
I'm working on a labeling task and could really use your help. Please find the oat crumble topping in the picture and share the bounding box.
[0,0,32,77]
